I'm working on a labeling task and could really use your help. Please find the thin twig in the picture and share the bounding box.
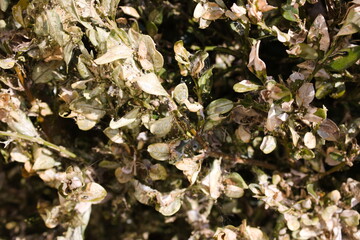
[311,162,347,181]
[207,151,277,170]
[0,131,77,159]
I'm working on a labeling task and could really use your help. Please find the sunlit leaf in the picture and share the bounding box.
[304,132,316,149]
[120,6,140,18]
[110,108,140,129]
[233,80,260,93]
[260,135,277,154]
[94,45,133,64]
[282,5,299,22]
[0,58,16,69]
[33,147,57,171]
[328,46,360,71]
[78,182,107,203]
[136,73,169,96]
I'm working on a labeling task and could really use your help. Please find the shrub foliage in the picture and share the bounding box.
[0,0,360,239]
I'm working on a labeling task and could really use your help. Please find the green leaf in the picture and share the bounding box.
[282,5,299,22]
[146,21,158,37]
[315,82,334,99]
[298,43,318,60]
[198,68,213,94]
[233,80,260,93]
[328,46,360,71]
[206,98,234,121]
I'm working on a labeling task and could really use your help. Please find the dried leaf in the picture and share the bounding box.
[137,35,164,72]
[224,173,248,198]
[272,26,290,43]
[304,132,316,149]
[296,83,315,107]
[308,14,330,52]
[247,40,266,77]
[173,83,189,104]
[10,146,29,163]
[193,3,206,18]
[104,127,125,143]
[235,125,251,143]
[120,6,140,18]
[265,104,282,132]
[110,108,140,129]
[0,58,16,69]
[150,116,173,137]
[156,189,185,216]
[201,2,224,20]
[33,147,57,171]
[133,180,157,205]
[337,6,360,36]
[175,153,204,185]
[136,73,169,96]
[94,45,133,64]
[214,227,238,240]
[317,119,340,141]
[340,210,360,227]
[149,164,168,181]
[174,40,191,76]
[209,159,222,199]
[78,182,107,203]
[260,136,277,154]
[148,143,170,161]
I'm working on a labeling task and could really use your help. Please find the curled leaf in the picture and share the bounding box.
[110,108,140,129]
